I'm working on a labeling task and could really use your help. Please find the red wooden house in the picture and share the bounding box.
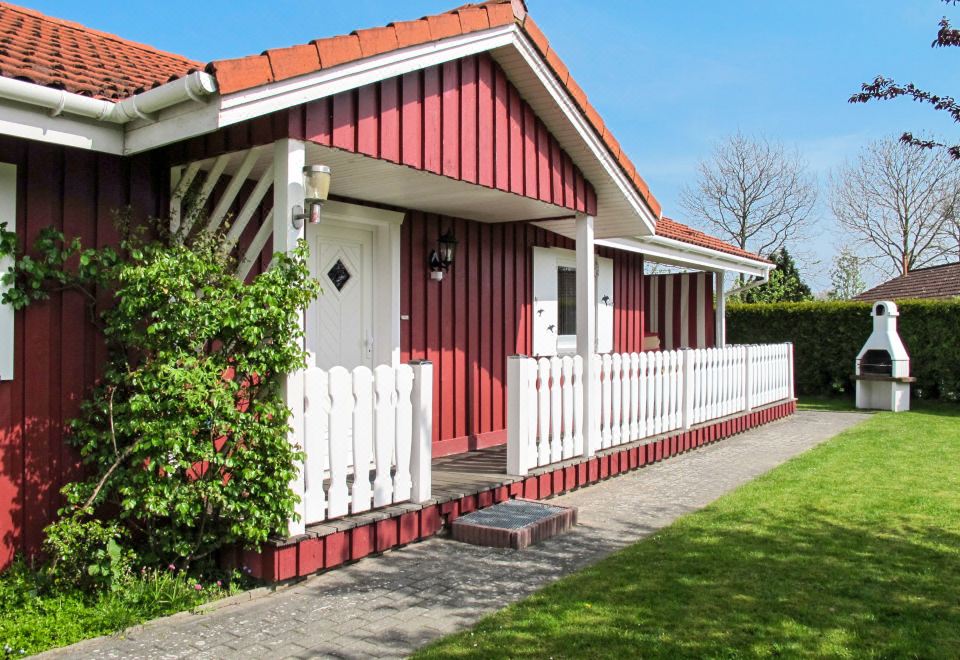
[0,0,793,578]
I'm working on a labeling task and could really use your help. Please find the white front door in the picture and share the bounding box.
[308,223,374,370]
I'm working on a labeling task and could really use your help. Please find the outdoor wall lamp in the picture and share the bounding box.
[428,229,458,281]
[292,164,332,229]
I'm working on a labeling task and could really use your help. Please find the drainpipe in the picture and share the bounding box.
[715,270,771,347]
[0,71,217,124]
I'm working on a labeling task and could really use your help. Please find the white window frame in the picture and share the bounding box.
[555,252,579,354]
[532,246,613,357]
[0,162,16,381]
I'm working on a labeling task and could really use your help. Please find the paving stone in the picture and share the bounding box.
[39,411,866,660]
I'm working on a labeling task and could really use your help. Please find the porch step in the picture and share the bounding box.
[451,499,577,549]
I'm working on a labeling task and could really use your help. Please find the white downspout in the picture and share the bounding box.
[0,71,217,124]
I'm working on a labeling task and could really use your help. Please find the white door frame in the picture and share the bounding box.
[308,200,404,367]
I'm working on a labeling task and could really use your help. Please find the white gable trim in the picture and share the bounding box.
[597,236,773,278]
[0,162,16,381]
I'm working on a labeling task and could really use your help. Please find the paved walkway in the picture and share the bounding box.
[45,410,868,660]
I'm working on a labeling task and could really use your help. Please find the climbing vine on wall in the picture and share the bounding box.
[0,211,319,582]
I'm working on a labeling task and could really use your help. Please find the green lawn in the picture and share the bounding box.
[417,403,960,659]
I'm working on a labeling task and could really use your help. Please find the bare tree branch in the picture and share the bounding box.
[830,137,959,276]
[679,132,817,256]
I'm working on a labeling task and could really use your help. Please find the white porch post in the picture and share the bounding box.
[576,213,597,457]
[274,138,308,536]
[409,360,434,503]
[715,270,726,348]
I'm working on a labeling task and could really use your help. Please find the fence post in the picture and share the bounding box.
[681,349,693,430]
[410,360,433,503]
[507,356,532,476]
[786,342,795,400]
[744,345,754,412]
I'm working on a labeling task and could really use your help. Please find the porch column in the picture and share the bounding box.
[715,270,726,348]
[576,213,597,458]
[274,138,308,536]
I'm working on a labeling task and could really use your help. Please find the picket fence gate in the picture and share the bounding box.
[508,343,793,475]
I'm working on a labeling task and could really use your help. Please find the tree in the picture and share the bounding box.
[850,0,960,159]
[736,247,813,303]
[830,137,959,276]
[828,247,868,300]
[680,132,817,256]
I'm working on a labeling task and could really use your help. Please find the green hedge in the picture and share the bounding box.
[727,300,960,400]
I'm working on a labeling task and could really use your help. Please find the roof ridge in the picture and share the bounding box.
[898,261,960,275]
[0,1,200,67]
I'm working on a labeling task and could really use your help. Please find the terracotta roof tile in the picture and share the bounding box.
[313,34,362,69]
[853,262,960,301]
[353,26,399,58]
[392,19,433,49]
[601,127,621,161]
[656,217,771,264]
[521,15,549,55]
[0,1,198,99]
[544,47,569,85]
[265,44,320,82]
[484,2,517,26]
[426,13,463,40]
[207,55,272,95]
[456,7,490,33]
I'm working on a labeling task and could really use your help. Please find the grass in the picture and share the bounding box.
[0,562,249,657]
[795,394,857,412]
[417,403,960,659]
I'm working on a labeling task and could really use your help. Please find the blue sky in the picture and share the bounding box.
[28,0,960,289]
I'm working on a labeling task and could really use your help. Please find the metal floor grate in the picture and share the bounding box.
[455,500,566,530]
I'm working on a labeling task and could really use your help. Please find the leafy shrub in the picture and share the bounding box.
[727,299,960,399]
[0,213,320,570]
[43,515,134,593]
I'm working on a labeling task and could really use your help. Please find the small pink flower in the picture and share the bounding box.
[216,580,223,587]
[194,584,203,591]
[168,564,176,571]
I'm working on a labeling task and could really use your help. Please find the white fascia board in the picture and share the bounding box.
[508,32,657,236]
[218,25,516,124]
[597,236,773,279]
[0,99,123,154]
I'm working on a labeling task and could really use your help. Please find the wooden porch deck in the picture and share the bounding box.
[240,400,796,582]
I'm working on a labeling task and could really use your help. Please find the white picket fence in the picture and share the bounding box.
[300,355,433,525]
[508,343,793,475]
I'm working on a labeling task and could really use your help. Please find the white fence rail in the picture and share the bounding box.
[508,343,793,475]
[300,355,433,525]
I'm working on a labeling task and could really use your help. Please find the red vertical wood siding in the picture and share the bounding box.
[0,136,169,570]
[400,213,646,456]
[643,272,717,350]
[170,55,597,215]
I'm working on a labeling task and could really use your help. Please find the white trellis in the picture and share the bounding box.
[169,145,276,281]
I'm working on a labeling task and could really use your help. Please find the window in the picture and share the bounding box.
[0,162,15,381]
[532,247,613,357]
[557,266,577,337]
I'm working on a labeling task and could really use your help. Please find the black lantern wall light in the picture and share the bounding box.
[428,229,458,281]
